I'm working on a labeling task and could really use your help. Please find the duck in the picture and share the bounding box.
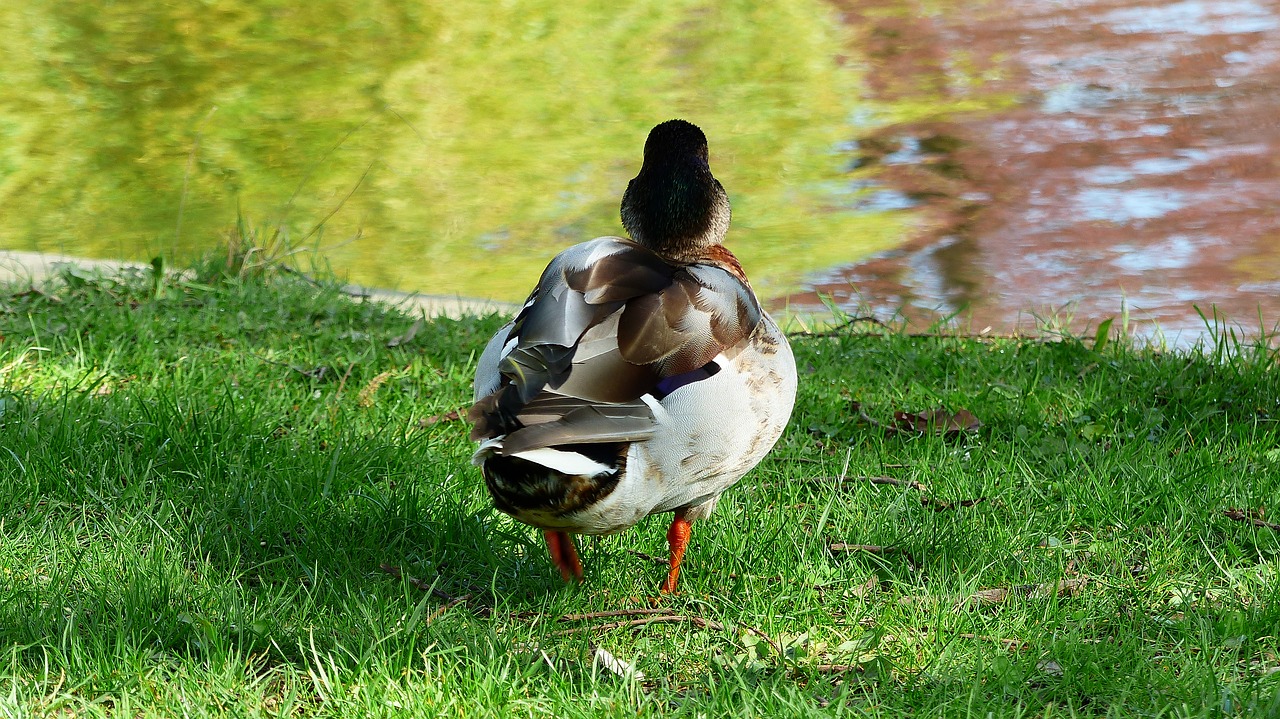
[468,119,797,592]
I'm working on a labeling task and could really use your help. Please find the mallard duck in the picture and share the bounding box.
[469,119,796,592]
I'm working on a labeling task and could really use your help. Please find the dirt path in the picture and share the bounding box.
[0,250,519,320]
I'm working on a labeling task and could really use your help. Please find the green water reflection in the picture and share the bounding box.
[1,0,913,300]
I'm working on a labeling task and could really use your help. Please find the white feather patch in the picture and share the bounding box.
[640,393,672,422]
[511,447,617,477]
[499,336,519,360]
[471,437,505,466]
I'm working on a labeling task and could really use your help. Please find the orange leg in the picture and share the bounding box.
[659,510,693,594]
[544,530,583,582]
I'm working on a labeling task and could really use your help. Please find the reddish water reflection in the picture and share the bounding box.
[793,0,1280,343]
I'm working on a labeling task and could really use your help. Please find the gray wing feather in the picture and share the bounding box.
[472,321,512,401]
[470,236,761,454]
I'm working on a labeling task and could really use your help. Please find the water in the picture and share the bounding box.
[0,1,899,300]
[801,0,1280,341]
[2,1,1278,342]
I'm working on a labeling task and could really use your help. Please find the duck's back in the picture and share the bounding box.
[470,235,794,534]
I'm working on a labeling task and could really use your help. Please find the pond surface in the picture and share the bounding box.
[0,1,904,301]
[2,1,1278,342]
[805,0,1280,342]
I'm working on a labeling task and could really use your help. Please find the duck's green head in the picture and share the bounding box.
[621,119,731,260]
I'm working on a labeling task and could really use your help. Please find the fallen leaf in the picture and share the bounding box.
[1224,508,1280,531]
[419,409,463,426]
[842,576,880,599]
[892,408,983,436]
[1037,659,1064,676]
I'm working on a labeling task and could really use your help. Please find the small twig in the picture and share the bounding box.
[627,549,670,566]
[867,475,930,492]
[811,475,985,510]
[786,315,888,339]
[553,615,725,636]
[334,361,356,397]
[923,496,989,511]
[848,401,889,430]
[379,563,460,604]
[830,543,898,555]
[250,352,332,381]
[1223,509,1280,531]
[424,594,471,625]
[559,608,674,622]
[279,265,327,289]
[954,632,1029,651]
[741,624,784,657]
[813,663,866,673]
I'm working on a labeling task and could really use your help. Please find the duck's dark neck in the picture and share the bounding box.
[620,160,731,261]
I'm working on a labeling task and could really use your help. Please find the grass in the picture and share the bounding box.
[0,257,1279,717]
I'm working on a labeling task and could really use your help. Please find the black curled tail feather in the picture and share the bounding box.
[483,443,628,518]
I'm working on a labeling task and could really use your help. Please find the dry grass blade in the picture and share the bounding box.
[954,633,1030,651]
[809,475,930,492]
[553,615,725,636]
[813,663,866,673]
[898,578,1088,610]
[1223,508,1280,531]
[378,563,462,604]
[559,608,674,622]
[358,369,394,407]
[923,496,988,511]
[830,543,917,570]
[829,543,895,554]
[811,475,983,510]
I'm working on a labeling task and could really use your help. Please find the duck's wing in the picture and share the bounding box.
[469,237,761,456]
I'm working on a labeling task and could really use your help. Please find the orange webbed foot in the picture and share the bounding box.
[544,530,584,583]
[658,510,693,594]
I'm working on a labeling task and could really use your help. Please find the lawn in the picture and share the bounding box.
[1,255,1278,717]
